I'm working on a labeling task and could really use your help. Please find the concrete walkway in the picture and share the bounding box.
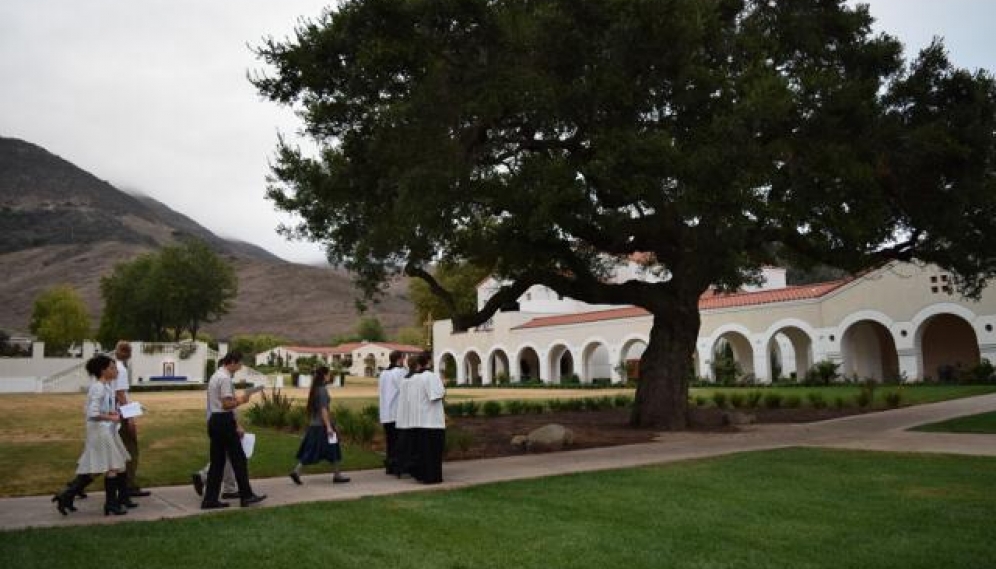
[2,393,994,532]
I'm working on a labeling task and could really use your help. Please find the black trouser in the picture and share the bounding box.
[382,422,399,474]
[419,428,445,484]
[204,413,252,502]
[119,418,140,489]
[396,427,421,480]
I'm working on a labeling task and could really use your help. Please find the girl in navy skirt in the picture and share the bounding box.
[289,366,350,485]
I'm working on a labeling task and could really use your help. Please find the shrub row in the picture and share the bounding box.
[693,387,903,410]
[444,394,634,418]
[445,379,631,389]
[244,389,379,444]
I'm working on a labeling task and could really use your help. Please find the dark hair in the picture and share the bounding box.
[388,350,404,368]
[220,351,243,366]
[85,354,115,378]
[406,357,420,378]
[306,366,330,416]
[416,351,432,369]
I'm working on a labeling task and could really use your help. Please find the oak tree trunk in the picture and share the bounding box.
[630,296,701,429]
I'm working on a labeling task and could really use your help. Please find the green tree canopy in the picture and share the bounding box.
[98,239,238,344]
[230,333,287,359]
[409,262,492,327]
[355,315,387,342]
[254,0,996,428]
[30,285,91,355]
[393,325,427,348]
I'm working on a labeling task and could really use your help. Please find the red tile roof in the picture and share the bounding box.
[361,342,425,353]
[512,279,850,330]
[283,346,341,354]
[283,342,424,354]
[698,280,849,309]
[513,307,650,330]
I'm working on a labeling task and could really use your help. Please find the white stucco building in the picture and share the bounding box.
[256,341,424,378]
[433,262,996,385]
[0,340,222,393]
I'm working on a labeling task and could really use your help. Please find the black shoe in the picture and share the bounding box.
[191,474,204,497]
[52,492,75,515]
[221,491,240,500]
[201,501,230,510]
[128,488,151,497]
[332,475,351,484]
[104,504,128,516]
[240,494,267,507]
[289,472,302,485]
[104,477,126,516]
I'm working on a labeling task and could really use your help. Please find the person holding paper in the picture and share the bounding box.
[53,354,132,516]
[114,341,150,499]
[289,366,350,485]
[201,351,266,509]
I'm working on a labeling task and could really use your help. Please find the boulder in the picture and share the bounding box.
[722,411,756,426]
[525,423,575,451]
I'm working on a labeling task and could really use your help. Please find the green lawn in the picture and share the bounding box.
[912,411,996,433]
[2,448,994,569]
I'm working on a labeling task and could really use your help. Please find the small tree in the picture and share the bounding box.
[30,285,91,356]
[355,316,386,342]
[98,239,237,343]
[394,326,426,348]
[807,360,842,385]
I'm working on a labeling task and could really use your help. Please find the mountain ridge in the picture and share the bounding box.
[0,136,414,343]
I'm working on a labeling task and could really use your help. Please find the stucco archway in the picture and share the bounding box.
[516,346,541,382]
[463,351,482,385]
[486,348,511,384]
[619,336,648,381]
[916,313,980,381]
[437,352,458,382]
[581,340,612,383]
[765,325,814,381]
[841,320,899,382]
[711,331,755,383]
[548,343,575,384]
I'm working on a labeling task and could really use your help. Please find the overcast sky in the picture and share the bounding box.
[1,1,994,264]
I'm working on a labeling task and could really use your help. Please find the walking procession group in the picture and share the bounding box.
[52,344,446,517]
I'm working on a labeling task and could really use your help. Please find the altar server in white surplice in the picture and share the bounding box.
[414,352,446,484]
[395,358,424,479]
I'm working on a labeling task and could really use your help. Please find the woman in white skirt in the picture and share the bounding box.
[60,354,133,515]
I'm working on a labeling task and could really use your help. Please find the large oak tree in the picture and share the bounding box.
[253,0,996,428]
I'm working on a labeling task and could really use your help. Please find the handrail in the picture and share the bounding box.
[40,362,89,392]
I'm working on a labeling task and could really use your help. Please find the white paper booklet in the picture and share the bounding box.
[241,432,256,458]
[118,401,143,419]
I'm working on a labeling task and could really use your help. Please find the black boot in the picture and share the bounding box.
[52,475,91,515]
[52,485,76,515]
[103,476,127,516]
[74,474,93,499]
[117,475,138,508]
